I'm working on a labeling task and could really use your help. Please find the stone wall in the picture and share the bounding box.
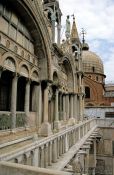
[85,107,114,118]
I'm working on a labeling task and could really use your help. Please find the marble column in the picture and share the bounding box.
[40,83,52,136]
[24,79,30,127]
[66,94,70,120]
[59,92,62,120]
[68,94,75,125]
[11,74,18,129]
[63,94,66,121]
[38,83,42,128]
[54,89,60,130]
[79,95,83,121]
[73,94,78,122]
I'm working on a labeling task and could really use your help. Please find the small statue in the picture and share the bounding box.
[65,15,71,39]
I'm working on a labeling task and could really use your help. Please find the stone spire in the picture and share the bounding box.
[71,15,80,43]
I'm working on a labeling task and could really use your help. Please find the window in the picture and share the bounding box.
[85,86,90,98]
[96,76,98,81]
[92,66,95,72]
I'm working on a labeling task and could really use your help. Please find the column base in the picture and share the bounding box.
[68,118,75,126]
[54,121,61,131]
[39,122,52,137]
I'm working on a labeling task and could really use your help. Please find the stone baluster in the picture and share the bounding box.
[40,146,45,168]
[93,139,96,174]
[52,139,57,163]
[32,148,39,167]
[57,138,60,159]
[48,141,52,166]
[65,134,69,152]
[44,144,48,168]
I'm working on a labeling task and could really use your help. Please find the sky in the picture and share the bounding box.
[59,0,114,83]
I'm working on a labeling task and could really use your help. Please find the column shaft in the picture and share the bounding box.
[63,95,66,121]
[70,95,74,118]
[38,83,42,127]
[24,80,30,126]
[43,85,49,122]
[11,75,18,129]
[55,89,59,121]
[66,94,69,120]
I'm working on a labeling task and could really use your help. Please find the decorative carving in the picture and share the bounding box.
[4,57,16,72]
[20,65,29,77]
[6,40,10,48]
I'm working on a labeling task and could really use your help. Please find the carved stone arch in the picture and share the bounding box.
[19,62,30,78]
[7,0,52,80]
[44,6,54,21]
[62,57,74,92]
[53,71,59,85]
[4,57,16,72]
[1,52,18,72]
[31,68,39,82]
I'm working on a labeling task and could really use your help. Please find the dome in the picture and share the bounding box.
[82,50,104,75]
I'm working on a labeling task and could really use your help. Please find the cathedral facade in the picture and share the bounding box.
[0,1,114,175]
[0,0,84,135]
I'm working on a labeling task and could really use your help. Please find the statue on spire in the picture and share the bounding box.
[65,15,71,39]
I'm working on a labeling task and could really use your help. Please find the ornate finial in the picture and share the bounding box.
[81,28,86,44]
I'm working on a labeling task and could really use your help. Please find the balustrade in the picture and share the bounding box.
[0,119,98,170]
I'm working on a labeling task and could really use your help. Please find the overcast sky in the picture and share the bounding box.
[59,0,114,83]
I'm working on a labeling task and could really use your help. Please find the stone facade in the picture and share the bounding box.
[0,0,84,135]
[0,1,114,175]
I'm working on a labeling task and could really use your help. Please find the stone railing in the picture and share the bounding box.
[0,119,96,168]
[0,112,11,130]
[0,162,71,175]
[0,112,26,130]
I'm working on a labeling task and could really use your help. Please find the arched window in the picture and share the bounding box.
[92,66,95,72]
[85,86,90,98]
